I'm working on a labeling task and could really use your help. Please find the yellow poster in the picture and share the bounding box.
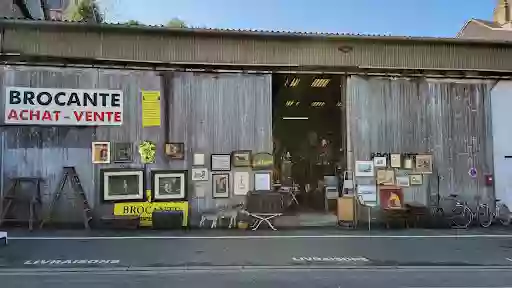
[142,91,161,127]
[113,201,188,227]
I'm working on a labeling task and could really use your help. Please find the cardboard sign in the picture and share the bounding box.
[5,87,123,125]
[113,201,188,227]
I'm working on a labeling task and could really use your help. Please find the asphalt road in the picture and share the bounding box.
[2,233,512,267]
[2,268,512,288]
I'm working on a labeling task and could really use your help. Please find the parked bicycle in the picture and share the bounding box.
[477,198,511,228]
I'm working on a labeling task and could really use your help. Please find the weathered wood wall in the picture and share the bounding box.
[347,76,494,208]
[0,66,272,224]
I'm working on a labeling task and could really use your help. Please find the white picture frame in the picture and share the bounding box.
[153,171,187,200]
[212,173,230,198]
[92,141,111,164]
[233,171,250,195]
[193,153,205,166]
[102,169,144,201]
[357,184,377,203]
[191,168,209,181]
[373,156,387,168]
[254,172,271,191]
[355,161,374,177]
[396,176,410,187]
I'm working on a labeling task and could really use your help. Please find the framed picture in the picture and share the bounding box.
[254,172,272,191]
[377,169,395,185]
[357,184,377,203]
[373,156,387,168]
[191,168,209,181]
[212,173,230,198]
[92,142,111,164]
[252,152,273,170]
[165,143,185,160]
[193,153,205,166]
[151,170,187,201]
[101,168,144,201]
[232,150,252,167]
[396,176,410,187]
[112,142,133,163]
[211,154,231,171]
[415,154,433,174]
[355,160,374,177]
[410,174,423,185]
[233,171,250,195]
[390,154,401,168]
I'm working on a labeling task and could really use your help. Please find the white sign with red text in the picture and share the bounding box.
[5,87,123,126]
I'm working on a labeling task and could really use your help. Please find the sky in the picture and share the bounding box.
[99,0,495,37]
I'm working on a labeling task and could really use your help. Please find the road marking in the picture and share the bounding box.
[7,234,512,240]
[292,256,369,262]
[24,260,120,265]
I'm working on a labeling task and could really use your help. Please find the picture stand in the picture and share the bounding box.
[40,167,92,229]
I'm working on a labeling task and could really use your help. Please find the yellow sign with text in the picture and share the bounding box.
[141,90,161,127]
[113,201,188,227]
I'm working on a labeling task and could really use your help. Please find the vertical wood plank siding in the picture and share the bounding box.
[347,76,494,207]
[0,66,272,224]
[168,72,272,221]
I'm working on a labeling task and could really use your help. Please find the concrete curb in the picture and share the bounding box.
[1,265,512,274]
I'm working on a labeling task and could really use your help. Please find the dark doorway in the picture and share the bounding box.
[272,74,345,213]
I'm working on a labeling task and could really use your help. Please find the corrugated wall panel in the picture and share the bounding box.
[169,72,272,221]
[3,27,511,71]
[347,76,493,207]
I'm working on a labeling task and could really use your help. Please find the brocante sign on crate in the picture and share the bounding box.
[5,87,123,125]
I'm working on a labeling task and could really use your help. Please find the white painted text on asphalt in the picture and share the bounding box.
[292,256,369,262]
[24,260,120,265]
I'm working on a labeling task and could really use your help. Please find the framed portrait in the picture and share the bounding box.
[165,143,185,160]
[112,142,133,163]
[415,154,433,174]
[377,169,395,185]
[101,168,144,201]
[151,170,187,201]
[373,156,387,168]
[390,154,401,168]
[92,142,111,164]
[396,176,410,187]
[212,173,230,198]
[191,168,209,181]
[254,172,272,191]
[355,160,374,177]
[211,154,231,171]
[232,150,252,167]
[410,174,423,185]
[233,171,250,195]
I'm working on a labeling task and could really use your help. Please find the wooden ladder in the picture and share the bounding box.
[0,178,43,231]
[40,167,92,229]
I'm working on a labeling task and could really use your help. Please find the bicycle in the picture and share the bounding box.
[476,198,511,228]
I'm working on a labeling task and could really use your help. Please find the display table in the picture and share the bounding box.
[0,231,7,245]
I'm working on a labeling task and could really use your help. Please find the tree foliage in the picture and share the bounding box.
[125,20,142,26]
[166,18,187,28]
[70,0,104,23]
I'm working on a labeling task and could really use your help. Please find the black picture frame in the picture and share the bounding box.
[150,170,188,201]
[100,168,145,203]
[165,142,185,160]
[231,150,252,167]
[112,142,133,163]
[211,154,231,171]
[212,173,230,198]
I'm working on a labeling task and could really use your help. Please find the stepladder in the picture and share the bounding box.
[40,167,92,229]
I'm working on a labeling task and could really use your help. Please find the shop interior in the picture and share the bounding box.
[272,74,345,217]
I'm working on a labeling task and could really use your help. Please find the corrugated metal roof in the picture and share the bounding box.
[2,17,512,45]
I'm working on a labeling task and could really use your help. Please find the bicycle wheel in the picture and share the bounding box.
[452,205,473,228]
[498,204,511,226]
[478,204,492,228]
